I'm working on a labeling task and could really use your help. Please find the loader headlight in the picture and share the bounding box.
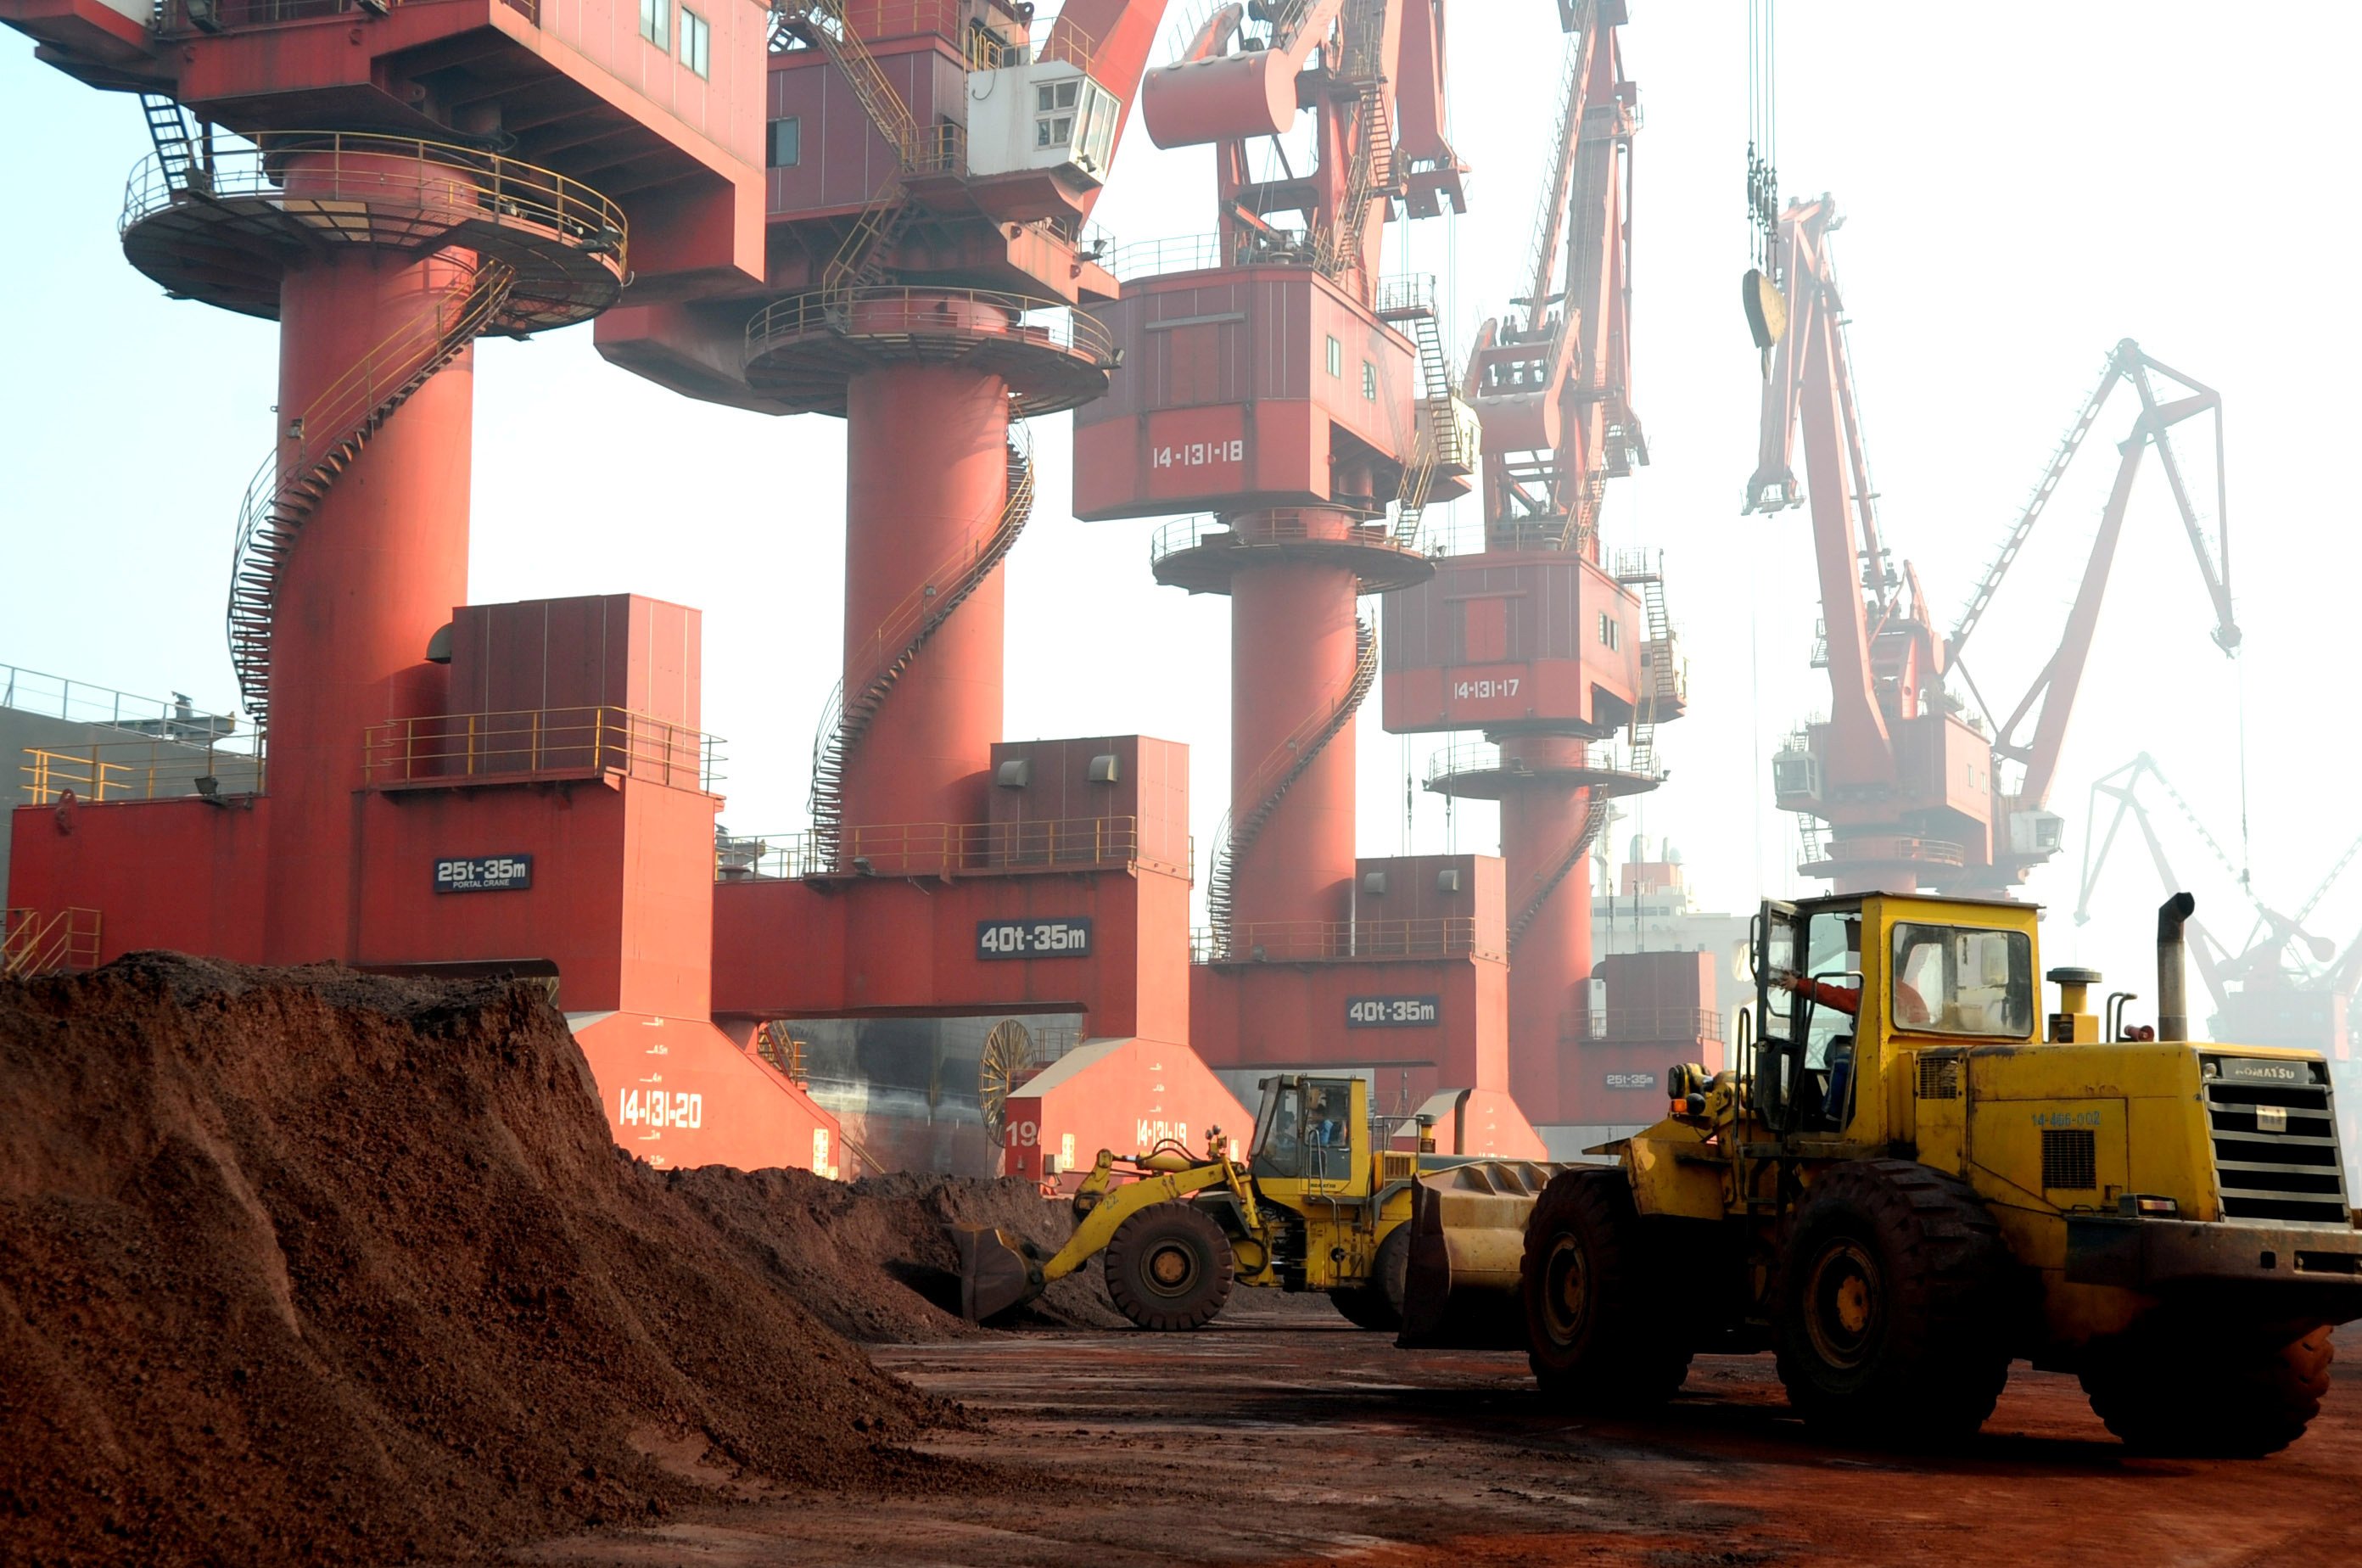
[2119,1194,2179,1219]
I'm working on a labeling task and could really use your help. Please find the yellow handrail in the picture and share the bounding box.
[362,706,721,791]
[718,815,1173,881]
[2,907,102,978]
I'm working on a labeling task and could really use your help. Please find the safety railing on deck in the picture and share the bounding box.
[1832,835,1966,867]
[1150,511,1414,564]
[747,286,1113,361]
[1193,918,1494,965]
[770,0,1094,69]
[1563,1006,1723,1044]
[363,708,721,792]
[0,663,238,737]
[3,908,101,979]
[717,815,1176,880]
[21,737,264,805]
[120,130,629,262]
[1424,738,1663,789]
[156,0,401,32]
[1105,232,1231,281]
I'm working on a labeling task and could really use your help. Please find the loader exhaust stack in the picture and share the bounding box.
[2156,891,2196,1043]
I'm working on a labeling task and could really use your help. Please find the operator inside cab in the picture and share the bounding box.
[1772,916,1934,1026]
[1250,1076,1355,1182]
[1768,916,1875,1128]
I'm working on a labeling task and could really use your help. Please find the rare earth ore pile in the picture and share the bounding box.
[0,954,1015,1567]
[664,1165,1127,1342]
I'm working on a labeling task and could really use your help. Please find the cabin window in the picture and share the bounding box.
[769,117,802,168]
[1892,923,2035,1037]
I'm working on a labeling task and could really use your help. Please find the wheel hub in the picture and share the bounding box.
[1804,1239,1883,1370]
[1542,1235,1590,1345]
[1147,1242,1198,1296]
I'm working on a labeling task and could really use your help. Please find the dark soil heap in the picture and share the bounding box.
[0,955,1017,1566]
[668,1165,1126,1343]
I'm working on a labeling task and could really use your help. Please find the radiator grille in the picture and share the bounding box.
[1916,1054,1962,1100]
[2204,1076,2353,1224]
[2042,1128,2097,1190]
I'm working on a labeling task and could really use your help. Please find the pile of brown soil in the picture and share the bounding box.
[667,1165,1126,1342]
[0,955,982,1566]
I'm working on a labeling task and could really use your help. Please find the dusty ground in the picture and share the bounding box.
[518,1300,2362,1568]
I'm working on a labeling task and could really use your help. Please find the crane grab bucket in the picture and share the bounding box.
[1743,267,1788,356]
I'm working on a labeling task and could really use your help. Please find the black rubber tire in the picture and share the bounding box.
[1772,1159,2014,1445]
[2079,1320,2334,1457]
[1332,1223,1413,1331]
[1520,1168,1692,1410]
[1104,1202,1234,1330]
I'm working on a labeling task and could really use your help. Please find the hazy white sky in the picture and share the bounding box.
[4,3,2358,1015]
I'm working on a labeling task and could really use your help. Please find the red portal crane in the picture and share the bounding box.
[0,0,853,1171]
[1750,196,2237,894]
[1072,2,1545,1157]
[1379,0,1685,1131]
[2,0,1269,1181]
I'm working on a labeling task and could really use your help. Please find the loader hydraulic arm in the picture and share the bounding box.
[954,1146,1262,1320]
[1038,1151,1261,1285]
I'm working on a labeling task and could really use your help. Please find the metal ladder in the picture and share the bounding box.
[1618,553,1676,780]
[228,260,518,730]
[776,1,943,312]
[1206,616,1377,955]
[772,0,922,161]
[138,92,202,191]
[1375,278,1464,550]
[1317,0,1394,281]
[808,420,1037,868]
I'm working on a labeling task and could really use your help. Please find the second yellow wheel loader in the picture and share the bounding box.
[956,1073,1559,1331]
[1513,891,2362,1454]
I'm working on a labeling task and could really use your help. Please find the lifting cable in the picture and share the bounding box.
[1746,0,1778,280]
[2236,652,2253,893]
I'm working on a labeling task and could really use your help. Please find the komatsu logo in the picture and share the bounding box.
[2218,1058,2306,1084]
[1136,1118,1188,1147]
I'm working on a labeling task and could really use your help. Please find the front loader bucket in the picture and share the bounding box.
[952,1225,1045,1323]
[1396,1161,1567,1350]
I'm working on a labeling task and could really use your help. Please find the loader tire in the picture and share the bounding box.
[1520,1168,1691,1410]
[1104,1202,1234,1330]
[1772,1159,2014,1445]
[2079,1319,2333,1457]
[1331,1224,1412,1331]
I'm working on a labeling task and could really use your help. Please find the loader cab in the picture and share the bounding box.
[1751,893,2041,1138]
[1250,1074,1366,1191]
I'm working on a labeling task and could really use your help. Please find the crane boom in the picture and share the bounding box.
[1464,0,1637,553]
[1750,210,2243,893]
[1984,344,2239,814]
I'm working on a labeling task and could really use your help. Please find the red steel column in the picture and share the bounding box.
[1226,512,1362,936]
[262,173,475,962]
[839,360,1010,834]
[1496,734,1594,1124]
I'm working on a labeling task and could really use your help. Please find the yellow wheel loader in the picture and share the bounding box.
[956,1073,1559,1331]
[1516,892,2361,1453]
